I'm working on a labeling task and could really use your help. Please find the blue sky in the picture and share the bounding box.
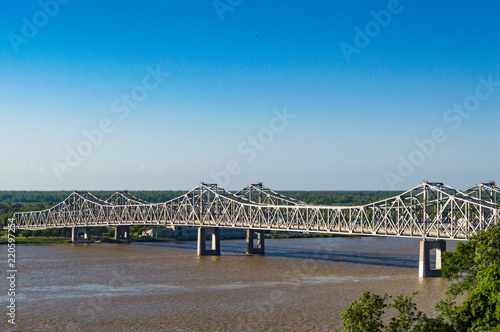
[1,0,499,190]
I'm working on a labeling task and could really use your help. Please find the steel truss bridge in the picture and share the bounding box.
[12,181,500,277]
[12,181,500,240]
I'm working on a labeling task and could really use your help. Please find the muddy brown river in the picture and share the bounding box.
[2,236,458,331]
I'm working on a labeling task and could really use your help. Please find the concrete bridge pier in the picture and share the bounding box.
[246,229,265,255]
[197,227,220,256]
[419,239,446,278]
[115,225,131,240]
[72,227,91,243]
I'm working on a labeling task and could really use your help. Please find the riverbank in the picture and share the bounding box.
[0,237,73,244]
[0,236,176,245]
[0,232,358,244]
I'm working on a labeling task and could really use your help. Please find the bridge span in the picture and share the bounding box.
[11,181,500,277]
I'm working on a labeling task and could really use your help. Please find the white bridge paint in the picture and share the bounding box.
[11,181,500,277]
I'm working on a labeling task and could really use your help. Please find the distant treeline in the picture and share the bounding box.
[0,191,187,204]
[0,190,401,229]
[280,191,402,206]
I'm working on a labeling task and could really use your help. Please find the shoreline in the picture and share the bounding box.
[0,232,359,245]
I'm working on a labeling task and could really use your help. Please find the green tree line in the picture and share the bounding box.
[0,190,188,204]
[281,190,402,206]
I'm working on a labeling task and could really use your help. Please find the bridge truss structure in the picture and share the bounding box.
[12,181,500,241]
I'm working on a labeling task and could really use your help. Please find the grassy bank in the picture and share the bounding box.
[0,237,73,244]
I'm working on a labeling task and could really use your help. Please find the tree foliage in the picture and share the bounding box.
[341,292,449,332]
[437,224,500,331]
[386,293,423,332]
[342,225,500,331]
[280,190,401,206]
[451,264,500,331]
[341,292,388,332]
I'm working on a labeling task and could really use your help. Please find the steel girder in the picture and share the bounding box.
[235,182,306,206]
[463,181,500,206]
[106,191,150,206]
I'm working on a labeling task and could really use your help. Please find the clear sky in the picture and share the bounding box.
[1,0,499,191]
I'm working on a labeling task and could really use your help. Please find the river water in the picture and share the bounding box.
[3,236,458,331]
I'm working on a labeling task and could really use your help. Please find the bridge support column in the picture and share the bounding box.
[419,239,446,278]
[246,229,265,255]
[197,227,220,256]
[72,227,91,243]
[115,225,131,240]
